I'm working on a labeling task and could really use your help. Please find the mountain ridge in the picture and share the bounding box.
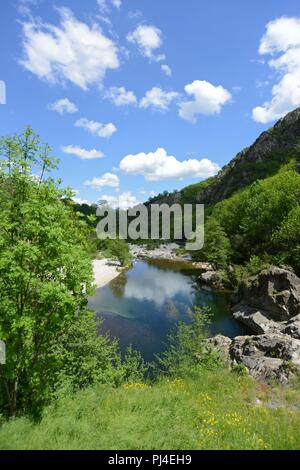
[149,107,300,207]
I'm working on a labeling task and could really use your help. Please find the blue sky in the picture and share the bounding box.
[1,0,300,208]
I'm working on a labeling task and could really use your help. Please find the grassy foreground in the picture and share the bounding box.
[1,367,300,450]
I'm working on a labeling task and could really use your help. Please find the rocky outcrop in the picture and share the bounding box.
[205,333,300,383]
[129,243,191,262]
[206,266,300,383]
[233,267,300,335]
[230,334,300,383]
[235,266,300,321]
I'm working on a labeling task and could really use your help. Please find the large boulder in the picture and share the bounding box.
[204,332,300,383]
[229,333,300,383]
[233,267,300,337]
[233,307,279,334]
[236,267,300,322]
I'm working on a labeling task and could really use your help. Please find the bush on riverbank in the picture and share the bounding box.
[96,238,132,267]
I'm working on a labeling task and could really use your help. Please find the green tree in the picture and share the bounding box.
[192,217,231,267]
[0,127,93,417]
[97,238,131,267]
[239,165,300,253]
[272,205,300,273]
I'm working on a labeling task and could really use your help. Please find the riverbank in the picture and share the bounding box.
[129,243,212,268]
[92,259,123,288]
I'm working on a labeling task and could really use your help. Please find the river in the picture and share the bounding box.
[88,259,246,361]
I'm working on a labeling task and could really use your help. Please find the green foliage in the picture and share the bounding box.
[272,205,300,270]
[192,217,231,267]
[180,178,214,204]
[0,127,94,417]
[210,165,300,273]
[96,238,132,267]
[52,313,148,392]
[156,307,220,376]
[122,346,148,384]
[52,313,123,391]
[231,255,270,287]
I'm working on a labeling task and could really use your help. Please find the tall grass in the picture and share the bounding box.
[1,367,299,450]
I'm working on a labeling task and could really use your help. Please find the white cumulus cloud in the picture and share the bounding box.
[75,118,117,138]
[119,147,220,181]
[20,7,119,90]
[105,86,137,106]
[100,192,139,210]
[252,17,300,123]
[48,98,78,115]
[127,24,164,62]
[179,80,232,123]
[85,172,120,189]
[140,87,179,112]
[61,145,104,160]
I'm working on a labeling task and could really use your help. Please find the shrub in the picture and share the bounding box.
[155,307,220,376]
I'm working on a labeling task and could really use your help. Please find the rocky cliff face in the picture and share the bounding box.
[208,267,300,383]
[196,107,300,204]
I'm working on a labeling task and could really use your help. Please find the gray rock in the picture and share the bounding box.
[233,307,280,334]
[233,267,300,344]
[229,334,300,383]
[205,335,232,360]
[193,262,215,271]
[201,270,220,285]
[281,314,300,340]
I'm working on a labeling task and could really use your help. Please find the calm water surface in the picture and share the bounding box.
[88,259,245,361]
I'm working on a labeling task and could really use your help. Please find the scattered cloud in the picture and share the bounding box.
[128,10,143,20]
[140,87,179,112]
[179,80,232,123]
[161,64,172,77]
[100,192,139,210]
[255,80,270,89]
[127,24,165,62]
[48,98,78,115]
[0,80,6,105]
[17,0,41,17]
[111,0,122,8]
[232,86,242,93]
[75,118,117,138]
[97,0,109,13]
[97,0,121,12]
[105,86,137,106]
[61,145,104,160]
[120,147,220,181]
[72,195,93,205]
[252,17,300,123]
[20,7,119,90]
[85,172,120,189]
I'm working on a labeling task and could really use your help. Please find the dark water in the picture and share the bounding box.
[88,259,246,361]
